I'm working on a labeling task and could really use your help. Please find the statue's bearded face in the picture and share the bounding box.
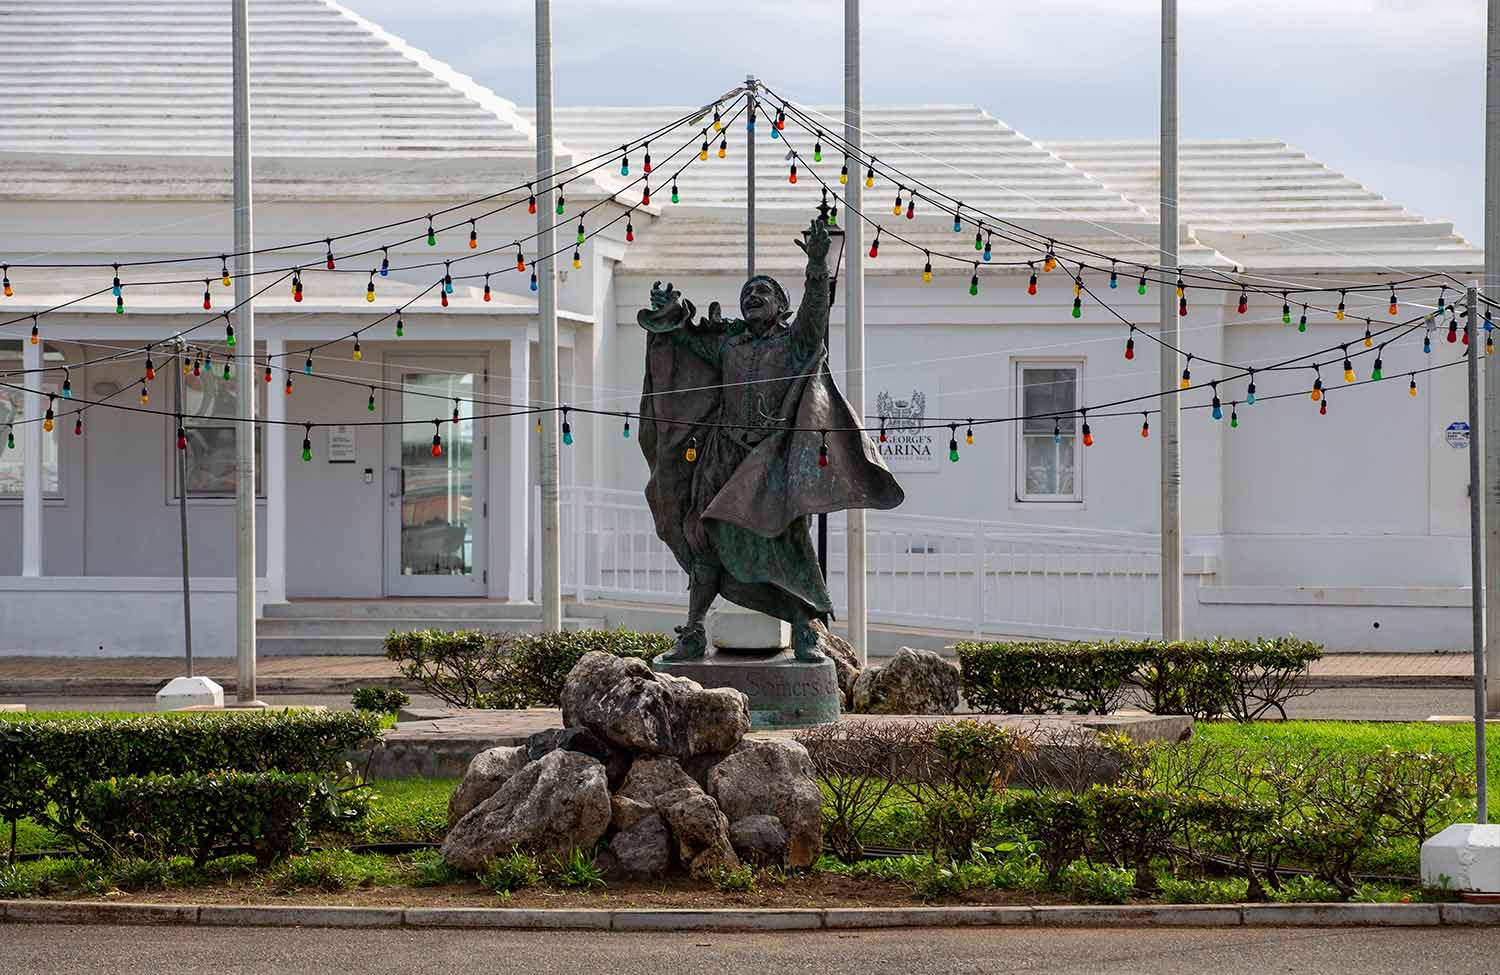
[740,277,786,333]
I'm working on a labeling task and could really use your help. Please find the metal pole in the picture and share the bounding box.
[1469,284,1489,824]
[844,0,869,666]
[1484,0,1500,715]
[230,0,258,704]
[175,348,194,678]
[746,74,757,279]
[1158,0,1182,641]
[536,0,562,633]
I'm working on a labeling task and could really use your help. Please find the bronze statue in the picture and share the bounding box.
[636,217,904,663]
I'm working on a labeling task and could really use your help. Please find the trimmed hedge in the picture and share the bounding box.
[0,710,378,851]
[955,637,1322,719]
[384,628,671,708]
[78,771,321,865]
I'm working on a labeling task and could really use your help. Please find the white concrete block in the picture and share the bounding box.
[709,606,790,650]
[1421,823,1500,893]
[155,675,224,711]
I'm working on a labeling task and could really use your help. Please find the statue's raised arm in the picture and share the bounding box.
[791,218,832,361]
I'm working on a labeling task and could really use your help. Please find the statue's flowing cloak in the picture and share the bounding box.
[636,261,904,617]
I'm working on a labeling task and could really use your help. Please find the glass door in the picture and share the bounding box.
[384,357,486,596]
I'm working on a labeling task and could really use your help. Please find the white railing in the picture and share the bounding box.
[556,486,1162,640]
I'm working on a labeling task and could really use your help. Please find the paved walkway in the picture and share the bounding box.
[0,651,1476,692]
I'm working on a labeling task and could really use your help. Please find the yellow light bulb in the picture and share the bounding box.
[366,289,375,303]
[1180,378,1191,390]
[222,273,232,287]
[1343,368,1355,383]
[353,348,362,361]
[699,150,708,161]
[1073,284,1082,298]
[1363,336,1373,348]
[1043,257,1056,273]
[1336,308,1345,321]
[685,445,698,462]
[1410,383,1418,397]
[1311,388,1322,401]
[43,417,53,432]
[865,175,874,188]
[922,270,932,283]
[718,147,727,159]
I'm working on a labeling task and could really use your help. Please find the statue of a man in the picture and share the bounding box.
[636,217,904,663]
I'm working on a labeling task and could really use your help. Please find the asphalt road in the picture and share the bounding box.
[4,923,1497,975]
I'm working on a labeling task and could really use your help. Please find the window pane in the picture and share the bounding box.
[176,371,263,497]
[1021,368,1076,435]
[0,388,62,497]
[1018,365,1079,500]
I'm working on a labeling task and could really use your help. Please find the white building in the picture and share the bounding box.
[0,0,1482,656]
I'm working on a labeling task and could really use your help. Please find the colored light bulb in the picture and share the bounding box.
[1141,417,1150,438]
[483,281,492,302]
[175,426,186,451]
[1319,399,1328,416]
[366,277,376,303]
[1072,297,1081,318]
[1138,274,1147,296]
[953,213,963,233]
[643,147,652,173]
[530,273,538,292]
[426,218,437,246]
[115,295,124,314]
[905,199,915,219]
[892,191,903,216]
[1237,291,1248,315]
[1081,422,1093,447]
[137,385,147,407]
[789,163,798,185]
[1052,419,1061,445]
[380,250,389,276]
[869,236,879,259]
[353,340,362,361]
[562,422,573,446]
[556,193,566,215]
[622,417,631,439]
[1389,290,1398,315]
[626,222,635,243]
[222,258,232,286]
[302,437,313,462]
[1109,268,1118,289]
[1410,377,1419,396]
[61,375,72,398]
[1282,301,1291,324]
[225,323,235,346]
[1448,319,1459,343]
[699,137,708,162]
[577,220,586,245]
[304,355,313,375]
[263,362,272,383]
[948,428,959,463]
[671,179,680,203]
[922,257,932,284]
[839,164,848,184]
[969,271,979,296]
[1179,296,1187,317]
[719,137,728,159]
[1336,293,1346,320]
[203,284,212,310]
[686,438,698,463]
[974,230,983,251]
[1027,270,1038,296]
[468,224,478,249]
[1125,335,1135,360]
[620,148,630,175]
[1230,407,1239,428]
[572,249,581,270]
[395,316,404,337]
[431,431,443,457]
[641,184,651,206]
[528,193,537,214]
[1299,307,1308,332]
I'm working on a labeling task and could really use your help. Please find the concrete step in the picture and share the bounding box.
[262,600,544,621]
[256,617,608,656]
[256,617,554,638]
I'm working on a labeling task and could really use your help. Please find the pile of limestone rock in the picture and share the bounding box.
[441,651,824,879]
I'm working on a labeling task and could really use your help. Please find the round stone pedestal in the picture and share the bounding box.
[652,649,840,729]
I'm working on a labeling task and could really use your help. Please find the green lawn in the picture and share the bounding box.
[1194,720,1500,805]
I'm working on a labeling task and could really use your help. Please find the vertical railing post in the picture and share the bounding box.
[972,521,985,637]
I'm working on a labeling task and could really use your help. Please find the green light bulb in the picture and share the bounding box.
[367,394,376,412]
[671,188,679,204]
[1371,366,1383,381]
[969,282,978,296]
[302,445,312,461]
[426,229,437,247]
[1138,282,1147,296]
[949,447,959,462]
[1230,414,1238,429]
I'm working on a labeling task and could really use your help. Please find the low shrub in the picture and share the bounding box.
[0,709,378,849]
[797,721,930,862]
[0,857,110,899]
[1158,875,1249,904]
[713,864,758,893]
[351,687,411,715]
[406,849,465,887]
[1088,787,1175,894]
[79,771,320,865]
[901,720,1030,863]
[480,851,544,894]
[1059,860,1134,904]
[956,637,1322,719]
[270,849,395,891]
[1002,792,1093,884]
[385,628,671,708]
[550,848,606,891]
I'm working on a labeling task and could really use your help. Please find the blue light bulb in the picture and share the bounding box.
[1212,404,1223,420]
[1246,391,1257,405]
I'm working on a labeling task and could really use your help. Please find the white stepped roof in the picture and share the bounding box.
[530,105,1153,226]
[1043,139,1479,271]
[0,0,542,159]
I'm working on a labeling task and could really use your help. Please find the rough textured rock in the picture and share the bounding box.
[560,651,750,757]
[657,786,739,878]
[526,727,613,764]
[708,739,824,868]
[608,813,673,879]
[610,794,656,832]
[852,646,961,715]
[809,619,860,710]
[447,745,529,829]
[442,749,611,873]
[617,756,702,806]
[729,814,788,868]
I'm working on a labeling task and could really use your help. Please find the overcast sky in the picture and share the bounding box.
[343,0,1486,243]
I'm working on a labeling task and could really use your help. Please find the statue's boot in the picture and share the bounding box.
[662,622,708,661]
[792,620,826,663]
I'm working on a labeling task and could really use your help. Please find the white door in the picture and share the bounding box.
[383,356,486,596]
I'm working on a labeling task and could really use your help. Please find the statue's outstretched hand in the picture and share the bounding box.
[649,280,681,312]
[805,218,831,262]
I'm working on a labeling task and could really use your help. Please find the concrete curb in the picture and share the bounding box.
[3,899,1497,930]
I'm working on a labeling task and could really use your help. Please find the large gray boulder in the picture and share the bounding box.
[442,749,611,874]
[617,756,701,806]
[607,813,673,879]
[708,739,823,868]
[560,652,750,757]
[852,646,961,715]
[447,745,529,829]
[729,814,788,869]
[656,786,739,879]
[610,794,656,832]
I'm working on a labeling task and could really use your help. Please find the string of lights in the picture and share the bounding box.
[0,91,748,275]
[0,93,750,339]
[760,85,1466,308]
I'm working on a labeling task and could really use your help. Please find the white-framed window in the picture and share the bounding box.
[1014,359,1083,503]
[167,368,264,499]
[0,340,65,500]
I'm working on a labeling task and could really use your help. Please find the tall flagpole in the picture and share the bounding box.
[1483,0,1500,713]
[844,0,868,666]
[536,0,562,632]
[231,0,260,704]
[1158,0,1183,641]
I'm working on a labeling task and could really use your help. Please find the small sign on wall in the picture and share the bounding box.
[875,387,940,473]
[1446,420,1471,449]
[327,425,357,463]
